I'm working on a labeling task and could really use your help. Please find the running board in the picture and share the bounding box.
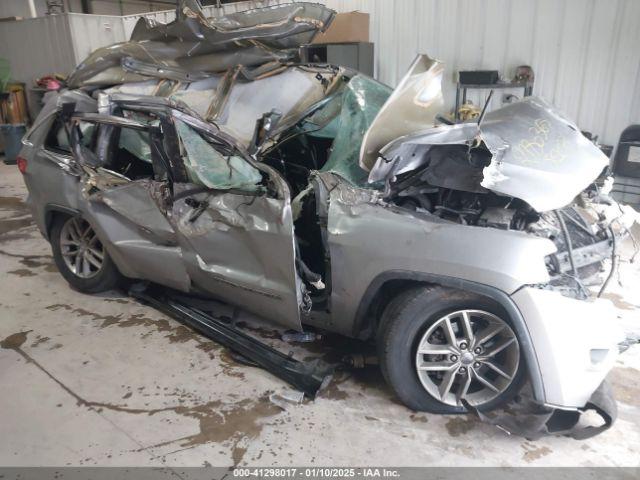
[129,287,333,398]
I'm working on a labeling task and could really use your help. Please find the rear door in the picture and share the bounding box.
[162,111,303,330]
[68,113,176,242]
[67,113,190,291]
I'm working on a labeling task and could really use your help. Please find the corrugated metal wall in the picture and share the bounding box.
[67,13,127,65]
[0,14,76,87]
[321,0,640,146]
[0,0,638,145]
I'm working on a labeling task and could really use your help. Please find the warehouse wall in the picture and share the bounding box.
[0,14,77,86]
[322,0,640,147]
[67,13,127,64]
[0,0,172,17]
[85,1,175,16]
[0,0,48,18]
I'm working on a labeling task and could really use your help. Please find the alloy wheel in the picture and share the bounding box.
[59,217,105,279]
[414,309,520,407]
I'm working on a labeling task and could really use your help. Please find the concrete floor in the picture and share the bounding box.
[1,161,639,467]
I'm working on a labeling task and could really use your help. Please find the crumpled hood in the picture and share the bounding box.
[365,64,609,211]
[359,54,444,171]
[477,97,609,211]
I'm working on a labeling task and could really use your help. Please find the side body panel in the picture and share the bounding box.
[21,113,82,238]
[167,185,302,331]
[81,182,191,292]
[319,174,555,337]
[86,198,192,292]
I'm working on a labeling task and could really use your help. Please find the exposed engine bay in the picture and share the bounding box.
[380,141,634,300]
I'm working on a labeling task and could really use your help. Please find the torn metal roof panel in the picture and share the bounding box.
[67,0,335,89]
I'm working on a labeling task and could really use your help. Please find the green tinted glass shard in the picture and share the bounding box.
[319,75,392,188]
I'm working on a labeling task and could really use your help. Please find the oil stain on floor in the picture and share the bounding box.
[444,416,479,437]
[521,442,552,462]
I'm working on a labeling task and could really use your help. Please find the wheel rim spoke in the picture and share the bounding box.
[441,316,457,346]
[456,370,473,405]
[438,368,457,400]
[474,371,500,393]
[417,343,454,355]
[87,247,104,260]
[460,310,475,345]
[67,223,80,242]
[81,224,92,240]
[417,361,455,372]
[84,256,92,276]
[484,337,516,357]
[61,218,102,279]
[74,252,82,273]
[484,361,514,380]
[475,324,505,346]
[72,218,84,238]
[84,252,102,269]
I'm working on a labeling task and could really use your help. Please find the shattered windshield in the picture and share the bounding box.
[315,75,392,187]
[175,120,263,192]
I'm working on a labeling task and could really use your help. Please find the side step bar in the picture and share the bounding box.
[130,287,333,398]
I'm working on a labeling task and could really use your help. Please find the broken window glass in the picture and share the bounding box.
[175,119,263,192]
[118,127,152,163]
[99,125,155,180]
[46,118,95,154]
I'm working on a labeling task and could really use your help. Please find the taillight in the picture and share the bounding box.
[17,156,27,174]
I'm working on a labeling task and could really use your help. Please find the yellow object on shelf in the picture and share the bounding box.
[0,83,29,125]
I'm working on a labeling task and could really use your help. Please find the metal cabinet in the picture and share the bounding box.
[300,42,374,77]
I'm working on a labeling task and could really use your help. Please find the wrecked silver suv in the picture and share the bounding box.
[18,1,634,436]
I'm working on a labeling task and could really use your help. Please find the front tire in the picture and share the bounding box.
[377,285,525,414]
[50,215,121,293]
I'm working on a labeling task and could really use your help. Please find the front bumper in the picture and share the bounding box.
[511,287,624,409]
[472,379,617,440]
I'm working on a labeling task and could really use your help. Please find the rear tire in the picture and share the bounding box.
[377,285,525,414]
[50,215,121,293]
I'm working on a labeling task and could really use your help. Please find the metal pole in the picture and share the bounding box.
[27,0,37,18]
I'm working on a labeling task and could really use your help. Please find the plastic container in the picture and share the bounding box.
[0,124,26,165]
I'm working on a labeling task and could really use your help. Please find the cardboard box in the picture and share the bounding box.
[312,11,369,44]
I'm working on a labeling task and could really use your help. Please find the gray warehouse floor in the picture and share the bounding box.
[1,162,639,467]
